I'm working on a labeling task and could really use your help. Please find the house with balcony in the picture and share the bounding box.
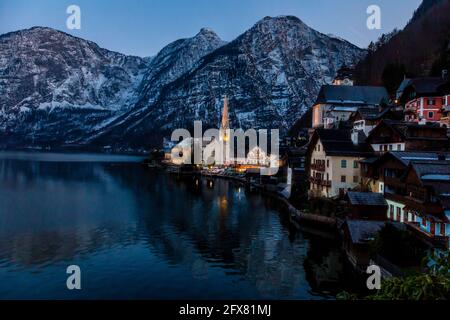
[366,120,449,154]
[397,76,450,124]
[306,129,373,198]
[401,161,450,249]
[441,103,450,128]
[348,105,403,138]
[360,151,450,224]
[311,85,389,129]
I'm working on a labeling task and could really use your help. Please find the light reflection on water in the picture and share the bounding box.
[0,152,348,300]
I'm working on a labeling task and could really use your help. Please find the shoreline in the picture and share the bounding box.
[164,165,338,231]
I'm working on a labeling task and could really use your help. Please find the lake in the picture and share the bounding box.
[0,152,351,300]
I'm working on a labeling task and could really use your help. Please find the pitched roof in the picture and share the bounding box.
[398,77,449,98]
[389,151,450,166]
[411,161,450,180]
[315,85,389,106]
[313,129,373,157]
[368,120,448,142]
[347,192,388,207]
[345,220,385,244]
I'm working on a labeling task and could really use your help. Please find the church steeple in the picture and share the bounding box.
[221,95,230,131]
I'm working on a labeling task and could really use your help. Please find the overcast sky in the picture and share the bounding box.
[0,0,422,57]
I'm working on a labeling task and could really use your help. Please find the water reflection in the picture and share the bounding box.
[0,153,347,299]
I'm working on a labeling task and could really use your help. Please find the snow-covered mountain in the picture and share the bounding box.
[89,16,365,149]
[0,16,365,150]
[0,27,150,147]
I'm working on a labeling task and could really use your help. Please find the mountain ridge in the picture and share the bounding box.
[0,16,365,150]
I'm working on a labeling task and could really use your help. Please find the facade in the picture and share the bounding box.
[311,85,389,129]
[397,77,450,125]
[349,106,403,138]
[307,129,373,198]
[401,161,450,248]
[360,151,450,225]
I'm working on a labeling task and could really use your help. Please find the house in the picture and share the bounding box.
[332,65,354,86]
[401,161,450,249]
[346,192,388,221]
[349,105,403,137]
[312,85,389,129]
[360,151,450,224]
[366,120,449,154]
[307,129,373,198]
[342,219,386,271]
[397,76,450,124]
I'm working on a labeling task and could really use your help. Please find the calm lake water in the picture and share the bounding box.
[0,152,350,300]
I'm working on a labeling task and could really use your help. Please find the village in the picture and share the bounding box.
[150,66,450,280]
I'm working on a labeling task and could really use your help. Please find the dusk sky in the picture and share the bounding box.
[0,0,422,57]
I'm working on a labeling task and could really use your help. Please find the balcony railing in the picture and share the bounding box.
[309,176,331,187]
[405,222,449,248]
[311,163,325,172]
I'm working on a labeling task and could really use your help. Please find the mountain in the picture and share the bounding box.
[0,16,365,151]
[88,16,365,149]
[354,0,450,92]
[0,27,150,147]
[137,28,227,107]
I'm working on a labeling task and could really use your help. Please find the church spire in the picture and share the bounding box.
[221,95,230,130]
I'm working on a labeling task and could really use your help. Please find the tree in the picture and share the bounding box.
[382,63,407,95]
[338,250,450,300]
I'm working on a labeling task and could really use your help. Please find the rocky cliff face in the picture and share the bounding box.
[89,16,365,149]
[0,16,365,150]
[0,27,150,147]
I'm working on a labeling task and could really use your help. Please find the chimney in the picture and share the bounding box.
[351,129,359,146]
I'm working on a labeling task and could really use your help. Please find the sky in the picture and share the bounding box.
[0,0,423,57]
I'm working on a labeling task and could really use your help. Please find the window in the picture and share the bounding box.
[389,145,393,151]
[428,111,434,119]
[422,218,427,227]
[353,176,359,183]
[341,160,347,168]
[327,159,329,168]
[341,175,346,183]
[428,99,434,106]
[353,161,358,169]
[379,145,383,152]
[397,144,402,151]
